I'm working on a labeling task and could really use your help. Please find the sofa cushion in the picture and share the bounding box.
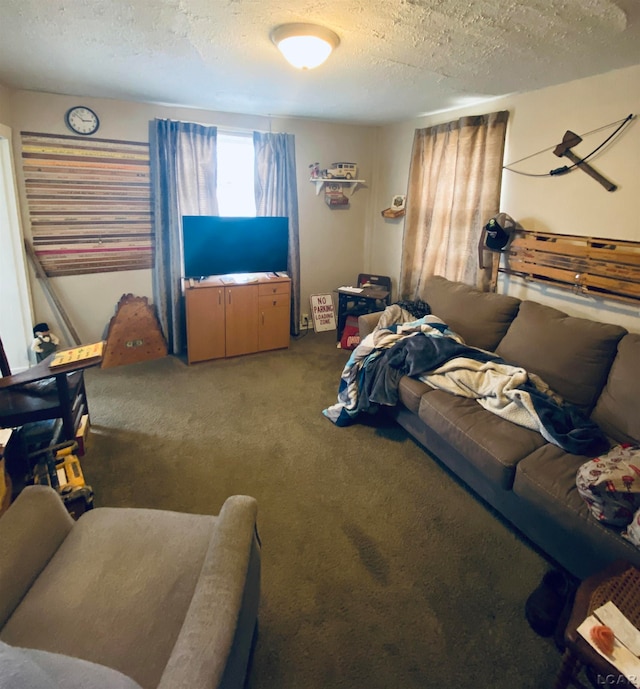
[512,444,640,564]
[398,376,433,414]
[495,301,626,411]
[0,641,143,689]
[421,276,521,351]
[592,334,640,444]
[358,312,382,339]
[418,391,546,489]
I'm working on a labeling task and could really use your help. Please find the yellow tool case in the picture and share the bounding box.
[32,441,94,519]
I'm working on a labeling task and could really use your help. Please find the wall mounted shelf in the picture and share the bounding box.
[310,179,365,196]
[381,208,405,219]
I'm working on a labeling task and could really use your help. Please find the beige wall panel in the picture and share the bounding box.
[0,84,14,124]
[370,65,640,333]
[8,90,376,343]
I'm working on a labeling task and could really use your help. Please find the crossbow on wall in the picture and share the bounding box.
[503,114,635,192]
[551,130,617,191]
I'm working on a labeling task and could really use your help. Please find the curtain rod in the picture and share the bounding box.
[217,118,279,135]
[217,126,261,136]
[155,117,272,135]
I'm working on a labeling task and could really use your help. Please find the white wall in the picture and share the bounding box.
[5,65,640,342]
[369,65,640,333]
[0,121,34,371]
[0,84,13,123]
[8,90,377,343]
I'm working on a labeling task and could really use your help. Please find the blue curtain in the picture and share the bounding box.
[149,119,218,354]
[253,132,301,335]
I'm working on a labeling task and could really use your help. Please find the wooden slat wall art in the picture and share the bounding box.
[21,132,153,277]
[504,230,640,305]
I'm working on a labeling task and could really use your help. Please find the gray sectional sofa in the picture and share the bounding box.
[359,276,640,579]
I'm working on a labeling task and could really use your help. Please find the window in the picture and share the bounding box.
[216,132,256,217]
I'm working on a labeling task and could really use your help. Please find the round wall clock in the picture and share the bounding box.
[64,106,100,135]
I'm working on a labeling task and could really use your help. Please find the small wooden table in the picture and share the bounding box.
[554,560,640,689]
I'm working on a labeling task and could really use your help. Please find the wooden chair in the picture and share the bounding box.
[353,273,392,309]
[0,336,89,443]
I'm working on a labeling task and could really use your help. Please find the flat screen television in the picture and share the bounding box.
[182,216,289,278]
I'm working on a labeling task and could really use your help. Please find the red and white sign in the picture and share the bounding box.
[310,294,336,332]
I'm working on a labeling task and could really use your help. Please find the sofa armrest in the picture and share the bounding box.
[158,495,260,689]
[358,311,384,338]
[0,485,74,628]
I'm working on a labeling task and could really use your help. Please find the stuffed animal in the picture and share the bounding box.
[31,322,60,362]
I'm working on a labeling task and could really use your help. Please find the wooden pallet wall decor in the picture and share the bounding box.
[21,132,153,277]
[503,230,640,304]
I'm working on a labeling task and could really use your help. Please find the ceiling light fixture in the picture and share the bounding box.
[270,23,340,70]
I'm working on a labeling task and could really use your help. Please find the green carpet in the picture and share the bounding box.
[82,330,561,688]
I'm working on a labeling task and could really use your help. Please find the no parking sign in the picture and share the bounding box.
[310,294,336,332]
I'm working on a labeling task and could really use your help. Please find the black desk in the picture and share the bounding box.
[335,286,390,341]
[0,352,101,441]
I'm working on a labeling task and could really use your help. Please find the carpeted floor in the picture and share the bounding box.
[82,330,562,688]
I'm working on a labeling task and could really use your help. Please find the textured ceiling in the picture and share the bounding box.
[0,0,639,124]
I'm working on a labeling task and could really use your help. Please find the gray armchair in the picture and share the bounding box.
[0,486,260,689]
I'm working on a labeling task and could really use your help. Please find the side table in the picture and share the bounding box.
[554,560,640,689]
[335,286,390,342]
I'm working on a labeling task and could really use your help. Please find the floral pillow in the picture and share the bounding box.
[576,443,640,527]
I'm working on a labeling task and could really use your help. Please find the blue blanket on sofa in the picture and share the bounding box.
[323,317,608,455]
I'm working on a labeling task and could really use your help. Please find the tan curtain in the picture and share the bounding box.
[399,111,509,297]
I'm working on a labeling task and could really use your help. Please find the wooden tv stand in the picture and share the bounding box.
[184,273,291,364]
